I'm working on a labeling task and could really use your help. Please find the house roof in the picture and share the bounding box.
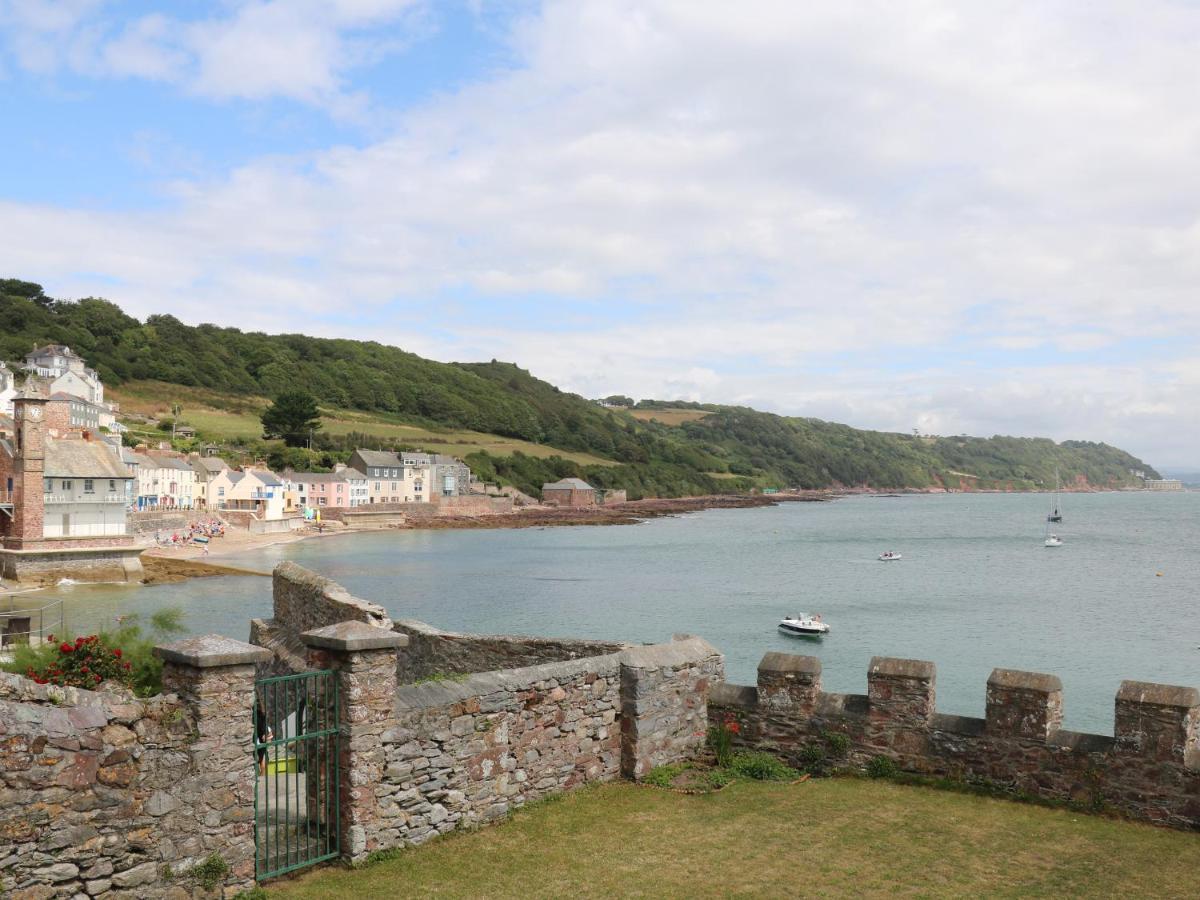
[352,449,402,467]
[543,477,594,491]
[28,344,80,358]
[285,469,365,483]
[190,456,229,474]
[45,439,131,479]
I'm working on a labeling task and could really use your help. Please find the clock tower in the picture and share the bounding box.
[7,378,48,549]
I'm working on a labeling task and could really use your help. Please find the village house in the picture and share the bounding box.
[348,449,472,503]
[283,467,370,510]
[25,344,106,406]
[0,382,142,582]
[347,449,427,503]
[0,362,15,416]
[188,454,231,509]
[133,449,196,510]
[541,477,597,507]
[208,467,287,519]
[46,392,100,434]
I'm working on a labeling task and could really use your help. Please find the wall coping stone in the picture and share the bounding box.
[869,656,935,679]
[1116,680,1200,709]
[987,668,1063,693]
[393,615,631,650]
[619,635,720,670]
[1050,729,1116,753]
[710,683,758,708]
[302,620,410,652]
[154,634,272,668]
[396,652,624,709]
[758,651,821,675]
[931,713,986,736]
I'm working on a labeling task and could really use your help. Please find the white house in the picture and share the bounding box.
[209,468,288,520]
[133,450,196,509]
[188,454,230,509]
[283,467,370,510]
[42,437,135,538]
[25,345,106,406]
[0,362,15,416]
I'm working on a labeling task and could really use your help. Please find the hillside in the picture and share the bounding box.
[0,279,1159,498]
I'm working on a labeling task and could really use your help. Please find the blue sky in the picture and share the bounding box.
[1,1,1198,466]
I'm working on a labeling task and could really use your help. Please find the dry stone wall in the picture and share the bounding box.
[710,652,1200,829]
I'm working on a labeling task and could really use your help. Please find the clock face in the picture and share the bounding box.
[28,405,42,421]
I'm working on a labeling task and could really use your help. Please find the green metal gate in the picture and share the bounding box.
[254,670,340,881]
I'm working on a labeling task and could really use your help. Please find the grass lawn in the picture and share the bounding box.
[267,779,1200,898]
[109,381,616,466]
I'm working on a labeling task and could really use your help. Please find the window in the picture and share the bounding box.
[374,482,381,491]
[218,487,225,497]
[84,479,94,493]
[391,482,398,490]
[108,480,116,492]
[62,480,72,491]
[318,497,327,506]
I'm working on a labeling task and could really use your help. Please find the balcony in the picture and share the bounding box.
[44,493,127,505]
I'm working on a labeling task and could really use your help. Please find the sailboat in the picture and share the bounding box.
[1047,467,1063,523]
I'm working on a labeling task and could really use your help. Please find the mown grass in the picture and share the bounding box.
[266,779,1200,898]
[109,381,617,465]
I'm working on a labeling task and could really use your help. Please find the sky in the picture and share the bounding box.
[1,1,1198,468]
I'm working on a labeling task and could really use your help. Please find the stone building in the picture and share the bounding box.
[348,449,472,503]
[542,476,597,507]
[0,381,142,582]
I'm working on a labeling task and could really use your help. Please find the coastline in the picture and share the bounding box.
[138,492,832,576]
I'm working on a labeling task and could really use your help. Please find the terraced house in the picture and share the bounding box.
[348,449,471,503]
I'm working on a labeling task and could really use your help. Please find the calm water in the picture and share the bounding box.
[36,492,1200,734]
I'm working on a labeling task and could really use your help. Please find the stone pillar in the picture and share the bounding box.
[757,652,822,712]
[301,620,408,864]
[619,637,723,779]
[155,634,272,893]
[985,669,1063,742]
[1114,681,1200,766]
[868,657,936,727]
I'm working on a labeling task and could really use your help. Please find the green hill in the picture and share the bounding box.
[0,278,1158,498]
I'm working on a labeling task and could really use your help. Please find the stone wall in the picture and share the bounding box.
[0,545,144,585]
[392,618,630,683]
[710,652,1200,830]
[0,634,268,898]
[126,511,204,537]
[290,622,722,864]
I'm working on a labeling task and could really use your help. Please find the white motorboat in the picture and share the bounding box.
[878,551,902,561]
[1045,533,1063,547]
[778,614,830,637]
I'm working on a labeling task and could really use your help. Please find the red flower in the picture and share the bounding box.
[60,643,74,654]
[80,666,89,673]
[726,721,741,734]
[112,649,122,658]
[123,662,131,670]
[94,674,102,683]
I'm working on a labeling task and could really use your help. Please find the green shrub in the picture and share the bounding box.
[1,608,185,697]
[729,752,800,782]
[643,764,687,788]
[822,730,851,757]
[798,743,826,771]
[866,755,899,779]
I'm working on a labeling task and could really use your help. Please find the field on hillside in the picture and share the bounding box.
[109,381,618,465]
[628,407,711,426]
[272,779,1200,898]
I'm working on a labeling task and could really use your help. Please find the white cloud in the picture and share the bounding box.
[3,1,1200,465]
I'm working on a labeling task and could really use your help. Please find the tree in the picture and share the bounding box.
[261,391,322,447]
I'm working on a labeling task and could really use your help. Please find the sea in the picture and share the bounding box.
[21,491,1200,735]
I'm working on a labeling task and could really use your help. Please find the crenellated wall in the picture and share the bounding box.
[709,652,1200,829]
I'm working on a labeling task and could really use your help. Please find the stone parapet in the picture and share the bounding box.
[985,668,1063,742]
[620,636,724,779]
[1114,680,1200,766]
[757,652,821,711]
[708,655,1200,830]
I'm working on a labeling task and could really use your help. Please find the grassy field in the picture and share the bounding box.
[628,407,711,426]
[268,779,1200,898]
[108,381,617,466]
